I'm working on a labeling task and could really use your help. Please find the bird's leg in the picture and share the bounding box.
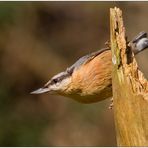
[108,97,113,109]
[105,40,110,48]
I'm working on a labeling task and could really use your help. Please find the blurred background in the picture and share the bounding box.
[0,1,148,146]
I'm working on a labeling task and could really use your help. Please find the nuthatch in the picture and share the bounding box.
[31,32,148,104]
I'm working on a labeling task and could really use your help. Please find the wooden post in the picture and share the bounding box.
[110,7,148,146]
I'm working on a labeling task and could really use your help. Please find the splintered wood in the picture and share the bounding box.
[110,7,148,146]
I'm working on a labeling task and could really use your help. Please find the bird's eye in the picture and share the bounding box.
[53,79,58,84]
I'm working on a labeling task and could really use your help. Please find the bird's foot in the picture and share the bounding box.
[108,98,113,109]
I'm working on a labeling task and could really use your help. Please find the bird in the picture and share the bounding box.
[31,31,148,104]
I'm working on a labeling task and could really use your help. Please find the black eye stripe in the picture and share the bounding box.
[51,73,70,85]
[51,78,59,85]
[53,79,58,83]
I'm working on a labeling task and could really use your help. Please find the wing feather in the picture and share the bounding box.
[67,47,110,74]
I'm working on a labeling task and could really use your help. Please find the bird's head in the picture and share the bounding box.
[31,71,72,95]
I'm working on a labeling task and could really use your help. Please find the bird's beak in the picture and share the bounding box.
[30,87,50,94]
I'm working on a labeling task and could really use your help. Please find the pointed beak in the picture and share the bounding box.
[30,87,50,94]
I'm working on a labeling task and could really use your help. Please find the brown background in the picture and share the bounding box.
[0,2,148,146]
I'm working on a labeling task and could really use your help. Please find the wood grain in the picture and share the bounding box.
[110,7,148,146]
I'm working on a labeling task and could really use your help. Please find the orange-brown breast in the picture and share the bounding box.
[67,50,112,103]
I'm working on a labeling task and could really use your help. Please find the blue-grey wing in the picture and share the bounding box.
[66,47,110,74]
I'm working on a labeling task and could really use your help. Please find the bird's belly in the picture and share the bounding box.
[64,85,112,104]
[64,50,112,103]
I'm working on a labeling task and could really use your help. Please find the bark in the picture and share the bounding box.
[110,7,148,146]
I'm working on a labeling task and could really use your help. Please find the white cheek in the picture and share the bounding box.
[59,78,71,90]
[50,84,59,91]
[50,77,71,92]
[50,82,65,91]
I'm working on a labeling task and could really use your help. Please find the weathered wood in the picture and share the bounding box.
[110,7,148,146]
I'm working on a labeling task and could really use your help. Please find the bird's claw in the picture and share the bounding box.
[108,98,113,109]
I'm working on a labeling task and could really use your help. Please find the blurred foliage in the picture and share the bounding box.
[0,1,148,146]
